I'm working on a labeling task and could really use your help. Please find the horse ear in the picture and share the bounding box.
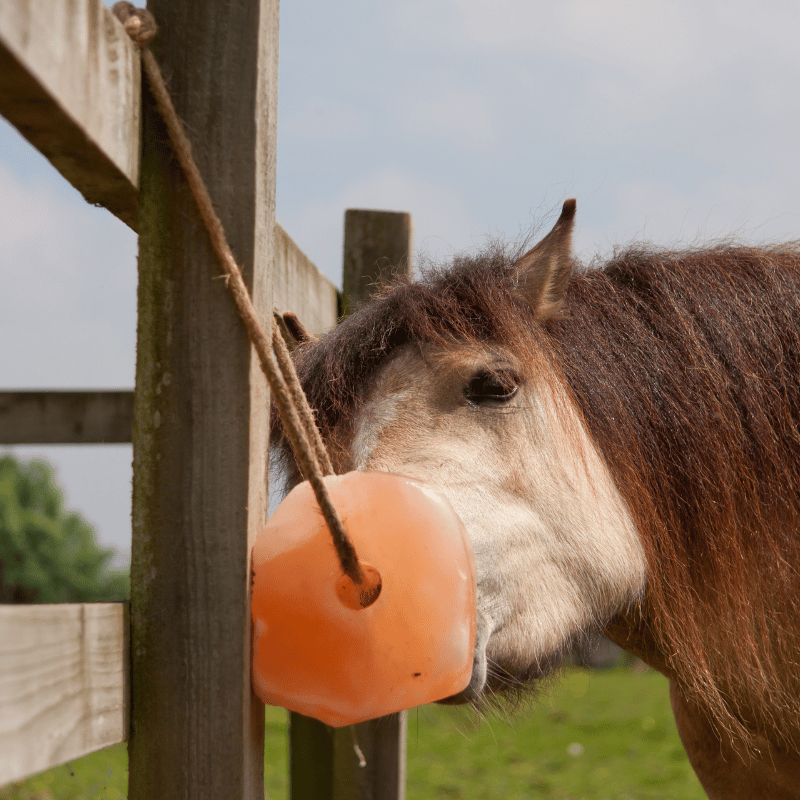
[513,198,576,320]
[282,311,317,344]
[273,310,318,349]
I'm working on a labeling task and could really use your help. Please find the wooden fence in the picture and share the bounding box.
[0,1,413,797]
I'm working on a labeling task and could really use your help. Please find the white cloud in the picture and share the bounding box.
[574,176,800,265]
[391,0,800,155]
[0,161,137,388]
[0,136,137,557]
[396,0,795,70]
[398,88,498,150]
[282,100,370,139]
[394,0,693,58]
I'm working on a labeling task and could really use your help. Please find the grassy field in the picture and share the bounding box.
[1,668,704,800]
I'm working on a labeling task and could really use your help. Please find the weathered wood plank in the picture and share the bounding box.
[0,0,140,229]
[0,0,338,311]
[289,712,336,799]
[0,391,134,444]
[290,209,413,800]
[333,713,407,800]
[129,0,279,797]
[273,225,339,335]
[337,209,413,800]
[341,209,414,316]
[0,603,127,786]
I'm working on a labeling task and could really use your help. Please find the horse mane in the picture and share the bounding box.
[548,244,800,748]
[280,240,800,747]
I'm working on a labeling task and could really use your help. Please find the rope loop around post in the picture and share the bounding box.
[112,2,157,48]
[113,2,364,586]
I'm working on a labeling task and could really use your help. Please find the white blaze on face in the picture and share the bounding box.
[351,387,413,469]
[349,343,647,691]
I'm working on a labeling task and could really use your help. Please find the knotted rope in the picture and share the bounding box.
[113,2,363,586]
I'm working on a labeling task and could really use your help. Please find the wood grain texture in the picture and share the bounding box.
[290,209,413,800]
[333,713,407,800]
[341,210,413,316]
[0,603,127,786]
[0,0,140,229]
[0,391,134,444]
[273,225,339,335]
[129,0,278,797]
[289,712,336,799]
[338,209,413,800]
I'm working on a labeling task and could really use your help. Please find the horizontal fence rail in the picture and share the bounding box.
[273,225,339,333]
[0,0,140,229]
[0,235,336,447]
[0,603,128,786]
[0,391,135,444]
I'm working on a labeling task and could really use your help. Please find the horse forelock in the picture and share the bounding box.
[275,244,539,472]
[275,238,800,748]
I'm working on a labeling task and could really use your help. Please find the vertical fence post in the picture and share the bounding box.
[289,209,413,800]
[129,0,279,797]
[289,712,336,799]
[341,210,414,316]
[338,209,413,800]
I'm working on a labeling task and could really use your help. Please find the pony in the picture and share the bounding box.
[275,200,800,798]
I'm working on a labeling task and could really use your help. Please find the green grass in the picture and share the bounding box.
[405,668,704,800]
[1,668,704,800]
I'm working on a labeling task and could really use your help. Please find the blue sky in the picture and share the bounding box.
[2,0,799,560]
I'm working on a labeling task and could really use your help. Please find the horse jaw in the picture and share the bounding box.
[348,343,647,699]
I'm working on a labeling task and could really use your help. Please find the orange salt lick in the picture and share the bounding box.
[251,471,476,727]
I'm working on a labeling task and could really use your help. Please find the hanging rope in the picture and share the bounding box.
[113,2,363,586]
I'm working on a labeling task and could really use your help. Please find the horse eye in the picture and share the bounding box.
[463,370,519,407]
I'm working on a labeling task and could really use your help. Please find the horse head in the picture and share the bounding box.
[277,200,646,704]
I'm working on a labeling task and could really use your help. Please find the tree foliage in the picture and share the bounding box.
[0,454,129,603]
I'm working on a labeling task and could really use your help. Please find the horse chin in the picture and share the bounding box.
[435,611,564,706]
[437,648,562,706]
[436,664,487,706]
